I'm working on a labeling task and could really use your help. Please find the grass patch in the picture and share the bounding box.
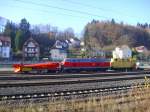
[0,85,150,112]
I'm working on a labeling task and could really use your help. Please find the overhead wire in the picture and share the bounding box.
[12,0,112,20]
[1,3,94,21]
[60,0,119,13]
[2,0,147,25]
[1,3,91,34]
[59,0,137,19]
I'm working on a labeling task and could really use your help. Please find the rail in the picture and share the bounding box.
[0,83,149,102]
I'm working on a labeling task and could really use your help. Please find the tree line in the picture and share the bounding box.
[2,18,76,57]
[137,22,150,29]
[83,19,150,53]
[2,18,150,59]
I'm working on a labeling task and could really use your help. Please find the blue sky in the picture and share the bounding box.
[0,0,150,36]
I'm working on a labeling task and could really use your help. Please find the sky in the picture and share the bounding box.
[0,0,150,36]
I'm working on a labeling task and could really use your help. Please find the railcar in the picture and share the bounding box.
[110,58,136,71]
[13,62,60,73]
[61,58,111,72]
[13,57,138,74]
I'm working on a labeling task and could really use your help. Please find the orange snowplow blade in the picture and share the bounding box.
[14,67,21,73]
[12,62,60,73]
[13,64,22,73]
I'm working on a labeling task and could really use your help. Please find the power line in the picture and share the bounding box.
[2,3,102,35]
[57,0,139,21]
[60,0,118,13]
[12,0,112,20]
[2,3,96,21]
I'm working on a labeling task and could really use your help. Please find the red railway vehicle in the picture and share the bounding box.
[61,58,111,72]
[13,58,111,74]
[13,61,60,73]
[12,57,138,74]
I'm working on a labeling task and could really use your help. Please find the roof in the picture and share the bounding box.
[0,36,11,42]
[24,37,39,46]
[115,45,131,51]
[32,36,55,48]
[121,45,130,50]
[52,40,69,50]
[135,46,146,53]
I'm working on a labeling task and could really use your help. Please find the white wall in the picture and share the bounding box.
[50,49,67,61]
[1,47,10,58]
[113,46,132,59]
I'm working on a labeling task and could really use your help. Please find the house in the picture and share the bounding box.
[50,40,68,61]
[22,36,81,61]
[135,46,147,53]
[67,38,81,49]
[50,49,67,61]
[32,35,55,59]
[23,37,40,60]
[23,35,56,60]
[112,45,132,59]
[88,47,106,58]
[0,16,8,32]
[135,46,149,59]
[0,36,11,60]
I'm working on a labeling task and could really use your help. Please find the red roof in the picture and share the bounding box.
[0,36,11,42]
[135,46,145,53]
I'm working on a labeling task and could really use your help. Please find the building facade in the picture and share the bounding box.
[112,45,132,59]
[23,37,40,60]
[0,36,11,60]
[50,40,68,61]
[50,49,67,61]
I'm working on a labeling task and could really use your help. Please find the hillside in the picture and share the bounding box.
[83,20,150,51]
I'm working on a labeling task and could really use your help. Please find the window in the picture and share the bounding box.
[4,53,6,57]
[25,48,27,52]
[28,42,35,47]
[35,48,38,52]
[0,41,2,46]
[36,54,38,57]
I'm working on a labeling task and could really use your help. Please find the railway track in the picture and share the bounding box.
[1,83,150,106]
[1,85,150,111]
[63,88,150,107]
[0,84,141,101]
[0,69,150,75]
[0,74,150,87]
[0,70,150,102]
[0,70,150,80]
